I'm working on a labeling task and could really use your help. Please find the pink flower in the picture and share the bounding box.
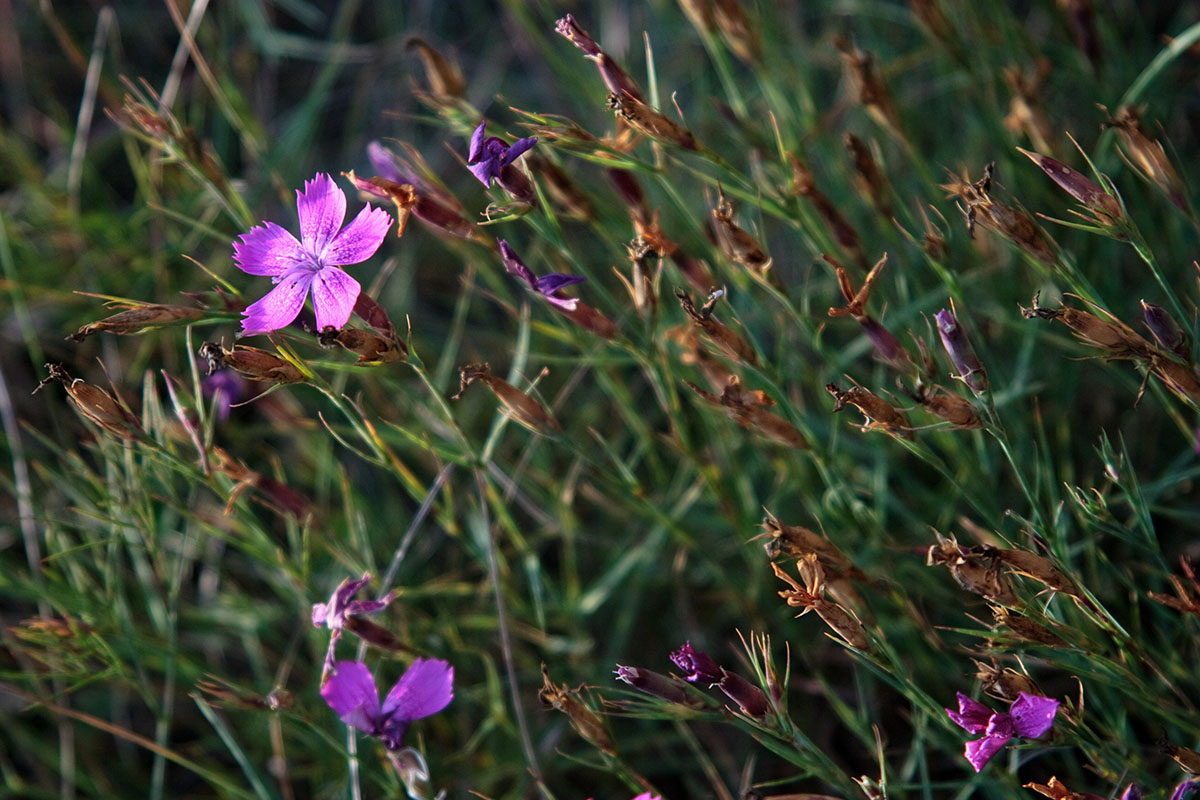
[321,658,453,751]
[946,691,1058,772]
[233,173,391,334]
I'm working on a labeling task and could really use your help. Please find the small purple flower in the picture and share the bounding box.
[201,370,246,421]
[946,691,1058,772]
[321,658,453,751]
[234,173,392,335]
[467,121,537,190]
[497,239,586,311]
[313,573,395,678]
[669,641,724,685]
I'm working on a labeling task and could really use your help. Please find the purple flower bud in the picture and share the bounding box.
[1119,784,1143,800]
[466,121,538,201]
[859,317,914,372]
[615,665,694,705]
[669,641,724,685]
[1018,147,1122,222]
[1141,300,1188,355]
[935,308,988,393]
[716,671,771,718]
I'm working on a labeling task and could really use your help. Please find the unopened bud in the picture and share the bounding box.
[199,342,306,384]
[615,665,696,705]
[935,308,988,393]
[1017,147,1121,223]
[70,303,203,341]
[34,364,142,439]
[826,382,912,440]
[716,670,770,717]
[1141,300,1189,357]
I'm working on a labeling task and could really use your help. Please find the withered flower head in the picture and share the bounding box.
[833,36,902,139]
[825,253,914,373]
[844,132,892,216]
[211,445,313,520]
[991,606,1070,648]
[926,531,1017,605]
[1148,556,1200,617]
[1003,59,1056,154]
[712,186,771,275]
[1019,292,1154,359]
[199,342,307,384]
[972,659,1044,703]
[539,663,615,754]
[686,376,809,449]
[771,557,869,649]
[405,37,466,99]
[451,363,560,433]
[943,163,1057,264]
[1025,777,1105,800]
[676,287,758,366]
[1101,105,1186,209]
[791,154,864,261]
[712,0,761,64]
[826,382,912,439]
[608,91,701,151]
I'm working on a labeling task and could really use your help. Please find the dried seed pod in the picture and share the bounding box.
[615,237,659,315]
[791,154,864,263]
[607,91,700,151]
[1148,557,1200,616]
[35,364,142,439]
[199,342,306,384]
[972,659,1044,703]
[529,153,594,220]
[669,326,735,389]
[1161,740,1200,774]
[844,132,892,216]
[985,547,1079,597]
[556,14,645,102]
[1150,355,1200,406]
[69,303,203,341]
[557,300,618,340]
[1002,60,1055,153]
[927,531,1018,605]
[991,606,1069,647]
[676,287,758,366]
[772,557,869,649]
[916,387,983,429]
[635,211,713,292]
[943,163,1057,264]
[1101,105,1186,209]
[826,382,912,439]
[760,511,862,579]
[195,675,293,711]
[405,37,466,99]
[686,376,809,449]
[451,363,560,433]
[712,185,771,274]
[318,328,404,364]
[713,0,761,64]
[1019,293,1154,358]
[833,36,902,140]
[539,663,615,755]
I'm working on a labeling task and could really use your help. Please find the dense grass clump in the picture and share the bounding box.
[3,2,1200,798]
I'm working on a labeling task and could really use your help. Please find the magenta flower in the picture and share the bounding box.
[669,641,724,685]
[233,173,392,335]
[497,239,585,311]
[321,658,453,751]
[946,691,1058,772]
[467,121,538,188]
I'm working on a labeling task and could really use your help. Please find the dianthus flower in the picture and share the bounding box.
[946,691,1058,772]
[497,239,585,311]
[233,174,391,334]
[321,658,453,751]
[312,573,395,679]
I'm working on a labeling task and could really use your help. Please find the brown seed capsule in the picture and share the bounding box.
[607,91,700,151]
[557,300,618,340]
[1101,105,1186,209]
[69,303,203,341]
[790,154,864,265]
[1148,556,1200,617]
[529,154,594,221]
[199,342,306,384]
[615,237,659,315]
[826,382,912,439]
[1019,293,1154,359]
[712,0,761,64]
[539,663,615,755]
[991,606,1069,648]
[211,446,312,519]
[985,546,1079,597]
[686,376,809,449]
[844,132,892,217]
[35,364,142,439]
[833,37,903,140]
[405,37,466,99]
[712,185,771,275]
[927,531,1018,605]
[973,659,1044,703]
[1150,355,1200,406]
[760,511,862,580]
[634,211,713,292]
[676,287,758,366]
[1003,60,1056,154]
[1161,740,1200,774]
[914,386,983,429]
[318,327,405,364]
[451,363,560,433]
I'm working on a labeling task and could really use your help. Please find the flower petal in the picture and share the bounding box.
[502,136,538,165]
[310,267,361,332]
[1009,692,1058,739]
[321,660,380,734]
[468,159,500,187]
[240,271,313,334]
[324,204,392,266]
[497,240,537,289]
[311,602,329,627]
[468,120,487,163]
[946,692,993,734]
[297,173,347,256]
[534,273,586,296]
[543,294,580,312]
[233,222,308,277]
[367,141,403,183]
[381,657,454,721]
[964,733,1010,772]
